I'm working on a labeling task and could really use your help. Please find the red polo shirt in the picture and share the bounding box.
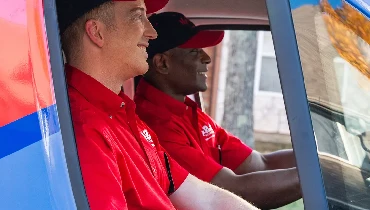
[135,79,253,182]
[66,65,188,210]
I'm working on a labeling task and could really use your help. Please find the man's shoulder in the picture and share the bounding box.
[196,107,219,128]
[136,103,186,135]
[136,99,172,123]
[68,87,109,129]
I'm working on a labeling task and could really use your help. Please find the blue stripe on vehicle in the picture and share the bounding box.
[0,132,77,209]
[0,104,60,159]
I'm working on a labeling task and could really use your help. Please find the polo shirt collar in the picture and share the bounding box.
[135,78,198,116]
[66,64,135,115]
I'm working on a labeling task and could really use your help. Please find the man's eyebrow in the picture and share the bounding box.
[129,7,146,14]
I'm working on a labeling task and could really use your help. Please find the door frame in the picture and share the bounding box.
[266,0,329,208]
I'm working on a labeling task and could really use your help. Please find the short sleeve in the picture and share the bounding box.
[215,126,253,171]
[154,123,223,182]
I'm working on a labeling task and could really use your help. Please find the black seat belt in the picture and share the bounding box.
[164,153,175,195]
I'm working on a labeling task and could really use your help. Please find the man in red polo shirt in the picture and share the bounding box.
[56,1,258,210]
[135,12,302,209]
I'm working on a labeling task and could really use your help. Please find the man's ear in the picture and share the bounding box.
[152,53,170,74]
[85,19,105,48]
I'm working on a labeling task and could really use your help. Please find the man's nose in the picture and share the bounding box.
[201,50,211,64]
[144,18,158,40]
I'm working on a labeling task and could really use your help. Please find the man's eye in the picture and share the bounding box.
[135,14,143,20]
[190,49,200,54]
[131,12,144,21]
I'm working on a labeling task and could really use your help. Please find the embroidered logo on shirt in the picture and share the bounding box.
[141,129,155,147]
[201,124,215,141]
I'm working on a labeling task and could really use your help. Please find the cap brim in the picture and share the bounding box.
[144,0,169,14]
[179,30,224,49]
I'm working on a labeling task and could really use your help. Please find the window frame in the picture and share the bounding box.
[266,0,330,209]
[333,57,350,103]
[44,0,90,209]
[331,57,370,169]
[254,31,284,97]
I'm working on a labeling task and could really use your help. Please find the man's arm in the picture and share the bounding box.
[214,124,296,173]
[214,130,301,209]
[212,167,301,209]
[262,149,297,169]
[170,174,259,210]
[154,124,300,208]
[158,135,300,209]
[234,150,297,174]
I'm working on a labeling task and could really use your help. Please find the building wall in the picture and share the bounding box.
[253,31,290,136]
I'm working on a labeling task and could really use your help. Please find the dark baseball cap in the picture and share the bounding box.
[147,12,224,59]
[56,0,169,35]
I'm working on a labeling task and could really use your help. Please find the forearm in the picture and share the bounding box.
[264,149,297,170]
[170,175,259,210]
[236,167,301,209]
[207,184,260,210]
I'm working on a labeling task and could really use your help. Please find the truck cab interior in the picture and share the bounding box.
[1,0,370,209]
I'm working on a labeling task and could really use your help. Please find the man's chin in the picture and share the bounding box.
[198,85,208,92]
[135,63,149,76]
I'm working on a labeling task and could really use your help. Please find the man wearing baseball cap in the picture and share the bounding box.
[135,12,302,209]
[57,1,258,210]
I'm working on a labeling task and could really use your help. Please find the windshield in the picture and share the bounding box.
[290,0,370,208]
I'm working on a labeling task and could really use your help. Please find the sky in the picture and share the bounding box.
[290,0,342,9]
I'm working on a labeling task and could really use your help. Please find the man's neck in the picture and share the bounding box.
[68,61,124,94]
[167,91,186,103]
[145,77,186,103]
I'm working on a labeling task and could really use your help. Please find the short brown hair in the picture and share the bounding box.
[61,1,115,63]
